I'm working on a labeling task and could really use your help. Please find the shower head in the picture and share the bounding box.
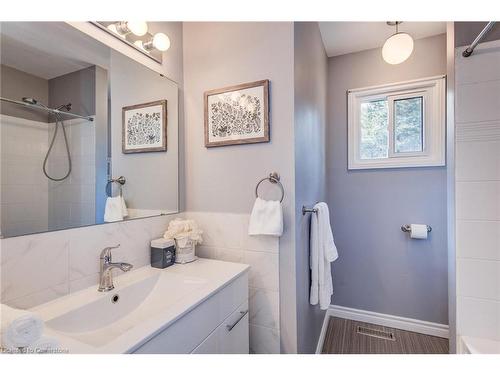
[22,97,38,105]
[56,103,72,112]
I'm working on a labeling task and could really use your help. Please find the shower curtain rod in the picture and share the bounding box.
[0,97,94,122]
[462,21,497,57]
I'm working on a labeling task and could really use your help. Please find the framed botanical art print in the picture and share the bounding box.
[204,80,269,147]
[122,100,167,153]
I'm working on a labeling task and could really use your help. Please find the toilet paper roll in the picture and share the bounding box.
[410,224,428,239]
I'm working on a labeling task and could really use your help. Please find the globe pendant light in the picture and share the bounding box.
[382,21,414,65]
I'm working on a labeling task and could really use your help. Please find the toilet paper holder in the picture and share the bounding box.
[401,224,432,233]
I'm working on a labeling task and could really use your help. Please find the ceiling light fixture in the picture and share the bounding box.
[382,21,414,65]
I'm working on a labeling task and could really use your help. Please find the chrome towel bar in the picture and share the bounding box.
[302,206,318,215]
[106,176,126,197]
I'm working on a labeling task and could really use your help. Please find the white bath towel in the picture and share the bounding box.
[310,202,338,310]
[1,304,44,349]
[248,197,283,237]
[104,196,128,223]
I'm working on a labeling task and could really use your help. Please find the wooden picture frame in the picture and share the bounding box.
[122,100,167,153]
[204,80,269,147]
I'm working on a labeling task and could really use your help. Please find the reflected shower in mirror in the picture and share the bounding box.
[0,22,179,238]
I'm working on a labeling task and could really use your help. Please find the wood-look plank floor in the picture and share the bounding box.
[321,317,449,354]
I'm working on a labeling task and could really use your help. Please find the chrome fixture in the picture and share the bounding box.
[382,21,414,65]
[255,172,284,203]
[0,97,93,122]
[113,21,148,37]
[302,205,318,215]
[106,176,126,197]
[98,245,133,292]
[226,310,249,332]
[462,21,497,57]
[401,224,432,233]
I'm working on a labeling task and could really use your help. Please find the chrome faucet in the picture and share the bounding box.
[98,245,133,292]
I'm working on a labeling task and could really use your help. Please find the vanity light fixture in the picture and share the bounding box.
[382,21,414,65]
[94,21,167,63]
[142,33,171,52]
[113,21,148,37]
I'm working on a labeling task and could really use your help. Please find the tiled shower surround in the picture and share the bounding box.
[0,114,96,236]
[455,40,500,343]
[1,115,49,236]
[0,211,280,354]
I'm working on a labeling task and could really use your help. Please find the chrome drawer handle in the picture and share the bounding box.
[226,310,248,332]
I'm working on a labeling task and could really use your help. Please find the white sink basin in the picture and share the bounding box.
[32,259,248,353]
[47,274,162,334]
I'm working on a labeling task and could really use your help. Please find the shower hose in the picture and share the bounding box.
[43,112,72,181]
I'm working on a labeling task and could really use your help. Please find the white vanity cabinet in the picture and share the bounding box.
[191,301,249,354]
[132,272,249,354]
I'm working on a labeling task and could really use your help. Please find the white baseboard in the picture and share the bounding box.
[315,310,331,354]
[316,305,449,352]
[329,305,449,338]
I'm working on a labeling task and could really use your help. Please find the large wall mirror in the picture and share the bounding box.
[0,22,179,237]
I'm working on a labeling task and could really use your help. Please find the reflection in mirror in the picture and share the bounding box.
[0,22,179,238]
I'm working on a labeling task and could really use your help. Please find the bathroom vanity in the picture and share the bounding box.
[32,259,249,354]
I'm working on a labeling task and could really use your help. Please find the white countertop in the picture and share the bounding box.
[32,258,249,353]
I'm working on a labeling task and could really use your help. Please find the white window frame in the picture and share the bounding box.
[347,76,446,170]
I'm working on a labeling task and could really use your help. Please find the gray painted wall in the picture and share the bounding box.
[0,64,49,122]
[110,50,179,213]
[326,34,449,324]
[293,22,328,353]
[48,66,96,118]
[182,22,297,353]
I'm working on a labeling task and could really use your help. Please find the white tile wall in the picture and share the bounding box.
[1,115,49,236]
[0,214,176,308]
[455,40,500,342]
[184,211,281,354]
[0,115,97,237]
[457,221,500,261]
[0,210,279,354]
[48,118,96,230]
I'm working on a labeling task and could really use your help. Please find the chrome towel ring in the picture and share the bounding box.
[255,172,284,203]
[106,176,126,197]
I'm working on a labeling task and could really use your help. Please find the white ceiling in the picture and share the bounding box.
[319,22,446,57]
[0,22,110,80]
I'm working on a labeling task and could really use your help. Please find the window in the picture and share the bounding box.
[348,76,445,169]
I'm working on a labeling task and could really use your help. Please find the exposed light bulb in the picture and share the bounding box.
[152,33,171,52]
[107,24,118,33]
[107,23,126,38]
[126,21,148,37]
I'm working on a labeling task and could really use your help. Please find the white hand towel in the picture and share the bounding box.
[1,304,44,349]
[121,196,129,218]
[104,196,128,222]
[248,197,283,237]
[310,202,338,310]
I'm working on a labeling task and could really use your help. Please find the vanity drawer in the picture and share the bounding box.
[218,272,248,321]
[191,300,249,354]
[132,272,248,354]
